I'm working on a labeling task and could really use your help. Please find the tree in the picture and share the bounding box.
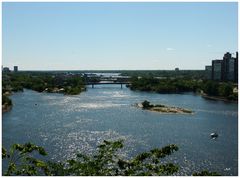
[3,140,179,176]
[2,95,12,106]
[218,83,233,97]
[142,100,152,109]
[192,170,221,176]
[203,81,219,96]
[2,140,220,176]
[2,143,49,176]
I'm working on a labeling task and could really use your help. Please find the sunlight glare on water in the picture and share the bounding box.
[2,86,238,175]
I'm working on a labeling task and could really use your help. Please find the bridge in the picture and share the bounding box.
[84,74,131,88]
[87,81,131,88]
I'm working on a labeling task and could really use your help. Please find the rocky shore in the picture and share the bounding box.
[2,95,13,113]
[2,104,12,113]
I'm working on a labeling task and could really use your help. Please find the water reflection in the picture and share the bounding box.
[2,86,238,175]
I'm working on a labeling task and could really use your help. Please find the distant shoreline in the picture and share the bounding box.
[201,94,238,103]
[2,104,12,113]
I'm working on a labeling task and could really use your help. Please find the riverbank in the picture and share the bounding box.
[2,72,86,97]
[201,94,238,103]
[44,87,86,95]
[2,95,12,113]
[136,100,193,114]
[2,104,12,113]
[1,86,86,113]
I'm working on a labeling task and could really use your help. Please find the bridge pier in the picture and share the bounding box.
[92,84,94,88]
[121,83,122,89]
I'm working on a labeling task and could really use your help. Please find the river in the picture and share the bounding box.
[2,85,238,175]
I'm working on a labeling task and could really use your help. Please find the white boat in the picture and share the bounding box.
[210,133,218,139]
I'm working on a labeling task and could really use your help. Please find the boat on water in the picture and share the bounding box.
[210,133,218,139]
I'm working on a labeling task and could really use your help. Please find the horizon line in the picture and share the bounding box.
[9,69,206,72]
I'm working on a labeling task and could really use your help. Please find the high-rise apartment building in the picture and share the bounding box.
[222,52,235,81]
[14,66,18,72]
[212,60,223,81]
[205,65,212,79]
[234,52,238,83]
[2,67,10,73]
[207,52,238,83]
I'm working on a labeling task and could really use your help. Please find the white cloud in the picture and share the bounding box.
[166,48,175,51]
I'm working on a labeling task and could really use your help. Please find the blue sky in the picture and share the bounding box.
[2,2,238,70]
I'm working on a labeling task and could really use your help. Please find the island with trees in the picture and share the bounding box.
[137,100,193,114]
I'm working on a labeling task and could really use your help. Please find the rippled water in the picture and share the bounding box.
[2,85,238,175]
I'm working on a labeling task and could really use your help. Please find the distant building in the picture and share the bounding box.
[2,67,10,73]
[175,68,179,71]
[222,52,235,81]
[234,52,238,83]
[206,52,238,83]
[223,52,232,60]
[212,60,223,81]
[14,66,18,72]
[205,65,212,79]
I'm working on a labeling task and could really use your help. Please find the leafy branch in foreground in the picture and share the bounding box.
[60,140,179,176]
[2,140,220,176]
[2,143,49,176]
[193,170,221,176]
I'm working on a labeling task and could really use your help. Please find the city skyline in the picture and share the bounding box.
[2,2,238,70]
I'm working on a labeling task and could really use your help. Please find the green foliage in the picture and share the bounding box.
[2,95,12,106]
[203,81,219,96]
[64,86,82,95]
[46,140,179,176]
[218,83,233,97]
[130,77,237,101]
[2,147,8,159]
[202,80,237,101]
[227,92,238,101]
[130,77,202,93]
[142,100,152,109]
[193,170,221,176]
[2,72,86,95]
[3,143,49,176]
[11,82,24,92]
[2,140,222,176]
[121,70,206,79]
[3,140,181,176]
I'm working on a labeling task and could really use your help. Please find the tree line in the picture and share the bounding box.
[121,70,206,79]
[2,72,87,112]
[3,72,86,94]
[129,77,237,101]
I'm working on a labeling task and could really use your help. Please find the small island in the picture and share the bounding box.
[137,100,193,114]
